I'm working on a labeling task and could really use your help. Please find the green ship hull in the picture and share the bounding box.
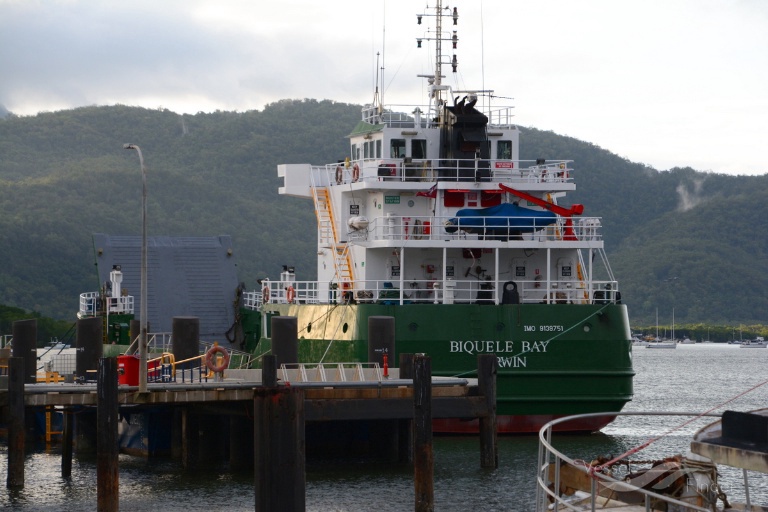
[243,302,634,433]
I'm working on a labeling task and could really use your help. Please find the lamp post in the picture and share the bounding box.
[123,143,148,393]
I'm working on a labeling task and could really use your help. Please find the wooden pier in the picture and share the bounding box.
[1,322,497,512]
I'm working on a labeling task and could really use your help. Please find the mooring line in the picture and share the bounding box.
[592,376,768,474]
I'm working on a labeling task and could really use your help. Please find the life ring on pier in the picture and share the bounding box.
[286,285,295,303]
[262,285,270,303]
[205,344,230,373]
[352,164,360,182]
[335,166,343,184]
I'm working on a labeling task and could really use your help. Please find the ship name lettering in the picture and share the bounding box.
[449,340,514,355]
[521,340,549,352]
[497,356,527,368]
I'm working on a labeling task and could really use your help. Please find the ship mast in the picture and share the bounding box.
[417,1,459,124]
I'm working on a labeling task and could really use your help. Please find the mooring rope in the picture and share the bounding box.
[590,376,768,475]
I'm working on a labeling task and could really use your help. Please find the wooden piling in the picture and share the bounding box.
[262,354,277,387]
[271,316,298,367]
[7,357,25,488]
[62,409,74,478]
[398,353,415,464]
[11,319,37,384]
[76,317,103,380]
[97,357,119,511]
[254,386,306,512]
[172,317,199,371]
[478,354,498,469]
[413,354,434,512]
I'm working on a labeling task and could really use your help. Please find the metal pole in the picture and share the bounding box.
[124,143,148,393]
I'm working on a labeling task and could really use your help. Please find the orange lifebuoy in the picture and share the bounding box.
[335,166,343,184]
[352,163,360,182]
[205,344,230,373]
[286,285,295,303]
[262,285,270,303]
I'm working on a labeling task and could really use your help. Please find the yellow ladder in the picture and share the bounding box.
[313,187,354,284]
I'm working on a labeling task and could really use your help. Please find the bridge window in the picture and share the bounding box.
[412,139,427,159]
[391,139,406,158]
[376,139,382,158]
[497,140,512,159]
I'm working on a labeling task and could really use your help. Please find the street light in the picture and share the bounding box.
[123,143,148,393]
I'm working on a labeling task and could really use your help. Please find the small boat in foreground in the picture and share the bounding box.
[536,409,768,511]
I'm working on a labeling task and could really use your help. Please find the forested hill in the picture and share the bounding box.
[0,102,766,326]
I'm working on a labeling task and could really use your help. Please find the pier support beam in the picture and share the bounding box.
[413,354,434,512]
[181,407,200,470]
[7,357,25,488]
[97,357,119,511]
[62,408,74,478]
[478,354,498,469]
[229,415,254,470]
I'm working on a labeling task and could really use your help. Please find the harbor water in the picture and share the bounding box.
[1,343,767,511]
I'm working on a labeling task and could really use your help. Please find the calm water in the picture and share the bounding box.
[1,343,767,511]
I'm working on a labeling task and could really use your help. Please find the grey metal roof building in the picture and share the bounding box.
[91,234,240,344]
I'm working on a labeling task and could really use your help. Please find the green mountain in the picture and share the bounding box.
[1,102,766,327]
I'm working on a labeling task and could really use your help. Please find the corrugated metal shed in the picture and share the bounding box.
[91,234,239,342]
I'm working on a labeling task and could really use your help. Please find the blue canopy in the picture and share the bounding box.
[445,203,556,236]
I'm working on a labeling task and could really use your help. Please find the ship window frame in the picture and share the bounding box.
[497,140,512,160]
[391,139,406,158]
[412,139,427,159]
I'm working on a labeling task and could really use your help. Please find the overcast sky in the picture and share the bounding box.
[1,0,767,175]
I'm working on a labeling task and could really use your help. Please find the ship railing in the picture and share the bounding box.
[78,292,99,316]
[104,295,134,314]
[315,158,574,187]
[78,292,135,316]
[352,214,602,244]
[360,103,517,129]
[535,411,721,512]
[279,362,385,383]
[244,279,620,307]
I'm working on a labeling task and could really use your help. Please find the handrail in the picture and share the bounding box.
[245,278,619,308]
[535,411,723,512]
[319,158,574,187]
